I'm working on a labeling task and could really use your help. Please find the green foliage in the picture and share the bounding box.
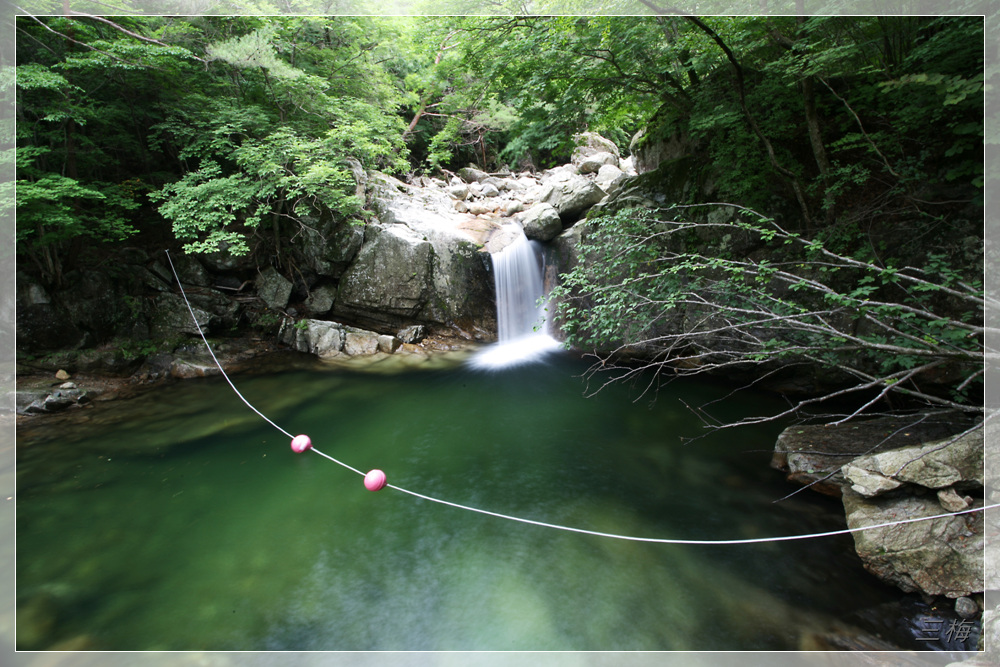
[554,205,983,412]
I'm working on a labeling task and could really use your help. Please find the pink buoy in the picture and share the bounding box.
[364,469,387,492]
[290,434,312,453]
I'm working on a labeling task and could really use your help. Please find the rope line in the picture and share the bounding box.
[164,250,997,546]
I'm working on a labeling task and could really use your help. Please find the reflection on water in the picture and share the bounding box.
[17,353,903,650]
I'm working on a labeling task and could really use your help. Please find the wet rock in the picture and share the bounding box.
[842,488,984,598]
[520,203,563,242]
[842,431,984,498]
[169,356,220,379]
[956,597,979,619]
[256,266,293,311]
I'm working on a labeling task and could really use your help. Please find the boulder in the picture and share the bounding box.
[595,163,628,196]
[448,183,470,201]
[279,319,345,357]
[344,329,380,356]
[169,356,220,379]
[843,487,984,598]
[480,182,501,198]
[520,203,563,242]
[16,298,89,353]
[377,334,402,354]
[571,132,620,162]
[577,151,619,174]
[457,166,490,183]
[304,286,336,315]
[335,223,434,329]
[541,173,606,221]
[149,293,212,338]
[770,417,971,497]
[842,431,984,498]
[256,267,293,311]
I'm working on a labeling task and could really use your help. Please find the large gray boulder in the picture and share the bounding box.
[843,488,984,598]
[520,203,563,242]
[769,417,968,497]
[842,431,984,498]
[335,223,434,329]
[571,132,620,162]
[541,172,606,221]
[279,319,345,357]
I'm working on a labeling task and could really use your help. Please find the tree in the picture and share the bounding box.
[552,204,987,430]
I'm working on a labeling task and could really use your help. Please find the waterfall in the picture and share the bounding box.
[470,230,561,369]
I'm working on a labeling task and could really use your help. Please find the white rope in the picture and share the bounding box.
[164,250,997,546]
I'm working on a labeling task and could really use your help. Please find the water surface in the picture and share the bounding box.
[17,351,902,650]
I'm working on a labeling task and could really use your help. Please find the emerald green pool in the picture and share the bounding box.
[16,350,902,650]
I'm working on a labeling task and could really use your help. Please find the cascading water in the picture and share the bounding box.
[470,230,562,369]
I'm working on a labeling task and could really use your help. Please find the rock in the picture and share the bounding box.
[956,597,979,619]
[595,163,627,196]
[149,293,212,337]
[842,487,984,597]
[169,356,220,379]
[938,487,972,512]
[292,215,365,280]
[520,203,563,242]
[457,166,489,183]
[16,303,86,352]
[304,286,336,314]
[480,182,500,197]
[577,151,619,174]
[770,417,971,497]
[571,132,620,162]
[55,370,70,381]
[842,431,984,498]
[397,325,426,344]
[58,382,76,390]
[344,330,380,356]
[335,223,434,328]
[377,334,402,354]
[448,184,469,201]
[541,173,606,221]
[256,266,293,311]
[166,254,211,287]
[279,319,344,357]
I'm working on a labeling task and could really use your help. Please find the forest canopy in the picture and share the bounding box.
[15,13,983,281]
